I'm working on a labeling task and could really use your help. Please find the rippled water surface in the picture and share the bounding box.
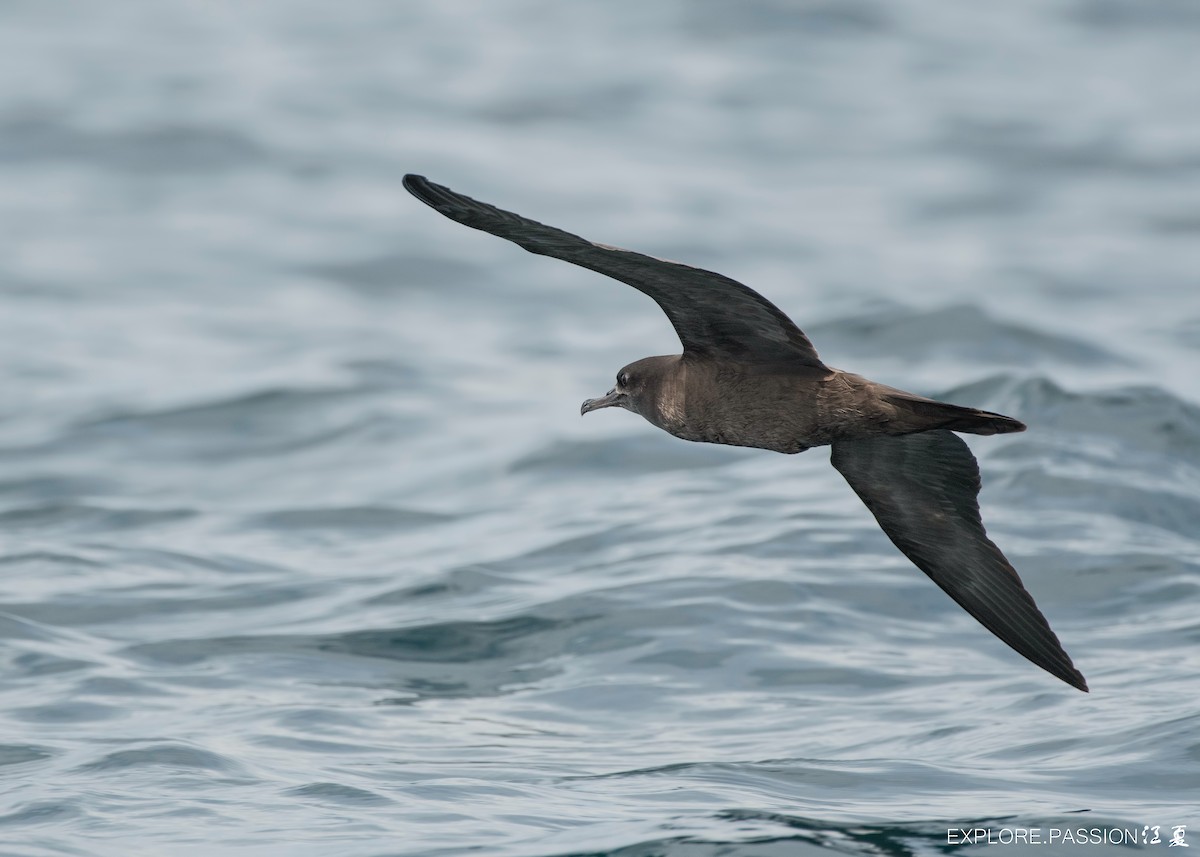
[2,2,1199,855]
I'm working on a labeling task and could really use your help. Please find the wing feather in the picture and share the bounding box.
[404,175,825,367]
[831,431,1087,691]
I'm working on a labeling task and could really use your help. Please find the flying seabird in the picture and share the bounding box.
[403,174,1088,692]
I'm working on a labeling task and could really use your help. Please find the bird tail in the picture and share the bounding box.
[882,392,1026,436]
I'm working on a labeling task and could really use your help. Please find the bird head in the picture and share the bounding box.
[580,356,670,418]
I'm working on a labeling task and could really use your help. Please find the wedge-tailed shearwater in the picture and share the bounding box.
[403,174,1088,692]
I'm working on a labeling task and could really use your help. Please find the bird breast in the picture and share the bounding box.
[650,362,824,454]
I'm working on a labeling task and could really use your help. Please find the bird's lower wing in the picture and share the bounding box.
[403,174,826,367]
[830,430,1087,691]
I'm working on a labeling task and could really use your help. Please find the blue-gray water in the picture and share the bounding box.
[2,2,1199,855]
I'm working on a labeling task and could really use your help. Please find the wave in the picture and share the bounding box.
[810,304,1125,366]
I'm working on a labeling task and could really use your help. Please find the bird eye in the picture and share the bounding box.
[618,372,630,388]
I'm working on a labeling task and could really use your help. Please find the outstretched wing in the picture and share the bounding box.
[830,430,1087,691]
[403,174,825,367]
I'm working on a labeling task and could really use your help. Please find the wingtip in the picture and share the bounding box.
[1047,656,1088,692]
[1028,636,1088,692]
[1040,631,1087,692]
[402,173,429,196]
[402,174,473,218]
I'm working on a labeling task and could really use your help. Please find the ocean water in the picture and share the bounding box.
[1,1,1199,855]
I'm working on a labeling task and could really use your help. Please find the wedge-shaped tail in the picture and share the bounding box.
[881,390,1027,436]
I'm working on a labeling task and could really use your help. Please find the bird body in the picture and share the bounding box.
[605,355,828,453]
[404,174,1088,692]
[589,355,1025,453]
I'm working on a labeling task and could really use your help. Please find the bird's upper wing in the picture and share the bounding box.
[403,175,826,367]
[830,430,1088,691]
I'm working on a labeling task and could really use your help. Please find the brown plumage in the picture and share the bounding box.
[403,174,1088,692]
